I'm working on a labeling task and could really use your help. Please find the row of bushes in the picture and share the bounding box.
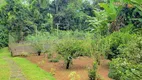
[25,26,142,80]
[25,30,98,69]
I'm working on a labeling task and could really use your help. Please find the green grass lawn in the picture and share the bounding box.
[13,57,55,80]
[0,48,10,80]
[0,47,55,80]
[0,58,10,80]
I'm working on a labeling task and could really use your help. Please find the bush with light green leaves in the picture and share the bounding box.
[56,37,94,69]
[109,58,142,80]
[109,36,142,80]
[99,31,135,60]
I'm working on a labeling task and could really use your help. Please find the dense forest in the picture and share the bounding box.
[0,0,142,80]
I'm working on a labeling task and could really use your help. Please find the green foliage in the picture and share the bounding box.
[0,0,53,43]
[56,32,94,69]
[26,32,50,52]
[87,9,109,35]
[56,38,92,64]
[26,30,96,69]
[0,0,141,79]
[68,71,80,80]
[109,58,142,80]
[99,31,135,59]
[109,0,142,32]
[0,0,34,42]
[118,36,142,63]
[0,25,8,49]
[0,0,7,8]
[99,1,118,21]
[108,30,142,80]
[57,39,85,58]
[50,0,92,30]
[88,62,98,80]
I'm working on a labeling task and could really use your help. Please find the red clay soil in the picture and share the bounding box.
[26,54,112,80]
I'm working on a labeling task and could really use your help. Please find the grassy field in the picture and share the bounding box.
[0,58,10,80]
[13,57,55,80]
[0,48,55,80]
[0,48,10,80]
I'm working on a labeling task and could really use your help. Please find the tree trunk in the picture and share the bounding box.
[38,50,41,56]
[66,60,70,69]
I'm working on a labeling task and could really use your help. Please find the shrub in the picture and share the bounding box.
[0,25,8,49]
[56,37,94,69]
[109,58,142,80]
[26,32,50,55]
[108,31,142,80]
[88,62,98,80]
[49,59,59,63]
[99,32,135,60]
[50,68,56,75]
[118,36,142,64]
[68,71,80,80]
[44,40,58,59]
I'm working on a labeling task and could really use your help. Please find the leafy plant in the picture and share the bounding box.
[88,62,98,80]
[68,71,80,80]
[87,9,109,35]
[56,37,94,69]
[26,32,50,55]
[50,68,56,75]
[109,58,142,80]
[118,36,142,64]
[0,25,8,49]
[108,35,142,80]
[99,31,135,59]
[99,0,119,21]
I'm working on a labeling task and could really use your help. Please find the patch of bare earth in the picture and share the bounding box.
[26,54,112,80]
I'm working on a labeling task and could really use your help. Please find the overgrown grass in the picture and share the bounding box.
[0,48,55,80]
